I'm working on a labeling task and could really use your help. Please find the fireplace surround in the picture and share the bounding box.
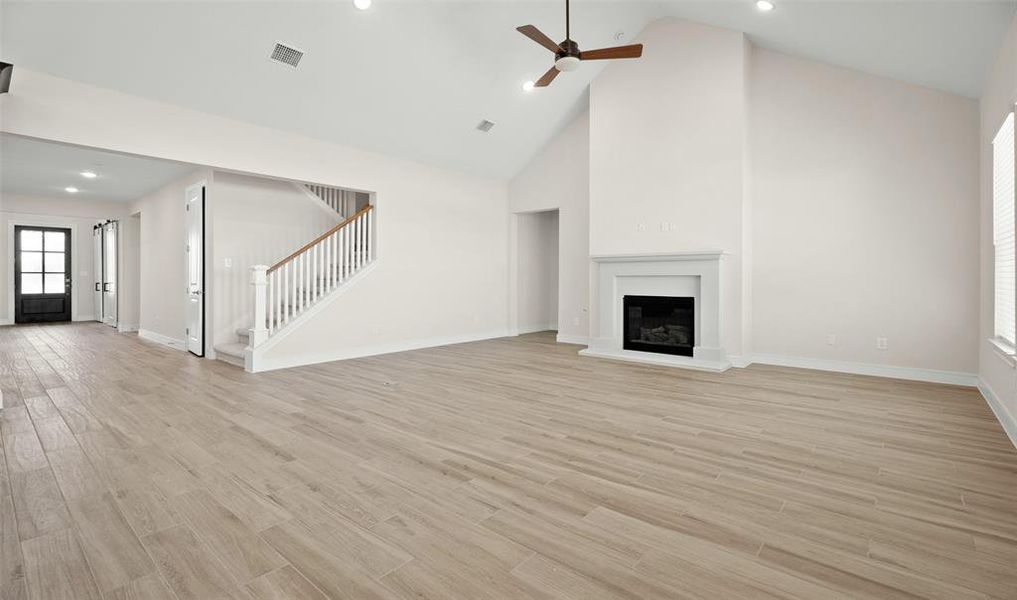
[580,251,730,371]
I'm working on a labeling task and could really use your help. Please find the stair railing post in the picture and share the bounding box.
[250,265,269,347]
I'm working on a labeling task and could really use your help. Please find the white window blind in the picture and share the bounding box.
[994,111,1016,345]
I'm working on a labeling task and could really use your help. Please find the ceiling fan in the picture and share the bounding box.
[516,0,643,88]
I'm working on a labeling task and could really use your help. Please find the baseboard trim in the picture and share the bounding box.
[117,323,139,333]
[516,324,557,335]
[555,333,589,346]
[728,354,752,368]
[747,353,978,387]
[252,329,512,372]
[978,378,1017,450]
[138,329,186,351]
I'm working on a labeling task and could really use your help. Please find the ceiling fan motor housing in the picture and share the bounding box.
[556,40,582,71]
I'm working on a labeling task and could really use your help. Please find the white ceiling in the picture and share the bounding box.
[0,134,197,202]
[1,1,1013,179]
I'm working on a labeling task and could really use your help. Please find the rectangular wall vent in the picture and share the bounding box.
[270,42,304,67]
[476,119,495,132]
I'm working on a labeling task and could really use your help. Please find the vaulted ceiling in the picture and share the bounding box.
[2,1,1013,179]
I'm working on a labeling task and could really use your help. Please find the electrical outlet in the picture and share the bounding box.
[876,337,888,350]
[637,223,646,232]
[826,334,836,346]
[224,257,233,269]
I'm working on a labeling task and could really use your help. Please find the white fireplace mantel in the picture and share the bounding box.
[580,250,731,372]
[589,251,727,263]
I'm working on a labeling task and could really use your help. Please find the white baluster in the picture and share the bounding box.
[250,265,269,346]
[267,270,274,335]
[342,226,349,281]
[312,244,318,303]
[357,214,364,270]
[366,209,373,263]
[330,231,336,289]
[270,270,277,333]
[297,254,303,313]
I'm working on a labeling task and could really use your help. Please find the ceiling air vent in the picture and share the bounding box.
[476,119,495,133]
[270,42,304,68]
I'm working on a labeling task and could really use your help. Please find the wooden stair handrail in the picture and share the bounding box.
[268,204,374,273]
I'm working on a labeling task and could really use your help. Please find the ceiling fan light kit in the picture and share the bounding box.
[516,0,643,88]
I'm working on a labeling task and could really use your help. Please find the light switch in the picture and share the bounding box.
[224,257,233,269]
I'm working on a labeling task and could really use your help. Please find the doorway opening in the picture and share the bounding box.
[185,183,205,357]
[515,209,559,334]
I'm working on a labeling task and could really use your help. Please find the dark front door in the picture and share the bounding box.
[14,226,72,323]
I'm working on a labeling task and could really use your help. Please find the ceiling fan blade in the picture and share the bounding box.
[517,25,561,53]
[534,66,560,87]
[580,44,643,60]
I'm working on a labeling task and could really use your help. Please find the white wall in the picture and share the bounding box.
[0,69,511,365]
[588,19,750,358]
[0,194,126,324]
[979,16,1017,443]
[120,213,140,331]
[509,111,590,343]
[750,48,979,373]
[210,172,336,348]
[515,210,559,333]
[520,17,982,383]
[129,169,211,344]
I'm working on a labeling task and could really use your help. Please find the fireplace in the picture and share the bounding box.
[623,295,694,357]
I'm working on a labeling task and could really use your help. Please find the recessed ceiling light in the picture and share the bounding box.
[80,171,97,179]
[756,0,775,11]
[522,81,535,92]
[65,187,79,193]
[353,0,371,10]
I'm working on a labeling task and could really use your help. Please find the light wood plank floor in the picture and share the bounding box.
[2,323,1016,599]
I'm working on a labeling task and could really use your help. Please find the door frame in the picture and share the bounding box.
[14,225,73,324]
[5,216,80,325]
[184,181,206,357]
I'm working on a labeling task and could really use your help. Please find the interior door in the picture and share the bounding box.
[93,226,104,322]
[185,184,205,356]
[14,226,71,323]
[102,221,118,327]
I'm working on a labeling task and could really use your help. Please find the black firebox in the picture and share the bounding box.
[623,295,694,357]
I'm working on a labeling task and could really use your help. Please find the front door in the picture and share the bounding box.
[14,226,71,323]
[185,184,205,356]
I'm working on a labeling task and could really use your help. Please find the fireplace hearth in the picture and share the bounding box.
[623,295,694,356]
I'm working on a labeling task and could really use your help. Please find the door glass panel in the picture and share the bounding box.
[20,230,42,251]
[44,252,65,273]
[21,251,42,272]
[44,231,65,251]
[21,274,42,294]
[44,274,64,294]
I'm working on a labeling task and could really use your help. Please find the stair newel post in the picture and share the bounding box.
[250,265,269,346]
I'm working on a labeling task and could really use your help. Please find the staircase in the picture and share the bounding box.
[305,184,359,218]
[214,203,375,370]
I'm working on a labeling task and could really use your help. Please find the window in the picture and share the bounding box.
[994,111,1016,345]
